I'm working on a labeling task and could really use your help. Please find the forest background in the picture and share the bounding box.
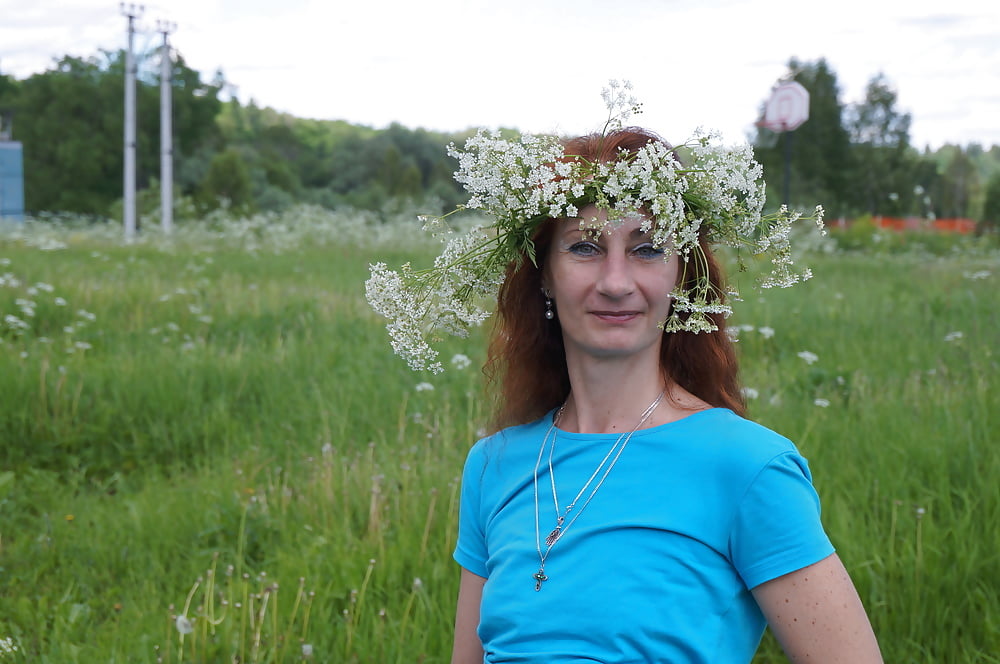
[2,50,1000,226]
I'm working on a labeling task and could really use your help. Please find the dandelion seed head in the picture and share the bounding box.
[175,615,194,635]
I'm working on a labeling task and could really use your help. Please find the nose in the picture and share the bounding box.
[596,249,635,299]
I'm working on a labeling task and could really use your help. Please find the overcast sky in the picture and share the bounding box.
[2,0,999,150]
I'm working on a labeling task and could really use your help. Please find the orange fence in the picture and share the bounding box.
[872,216,977,234]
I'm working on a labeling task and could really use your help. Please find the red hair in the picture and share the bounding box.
[484,128,745,430]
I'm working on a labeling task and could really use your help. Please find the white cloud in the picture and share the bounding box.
[1,0,998,148]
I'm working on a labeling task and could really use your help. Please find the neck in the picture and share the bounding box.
[557,354,666,433]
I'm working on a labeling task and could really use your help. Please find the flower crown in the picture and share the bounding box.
[366,80,824,373]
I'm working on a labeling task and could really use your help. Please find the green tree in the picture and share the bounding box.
[979,171,1000,233]
[845,73,917,215]
[199,147,253,212]
[4,50,221,215]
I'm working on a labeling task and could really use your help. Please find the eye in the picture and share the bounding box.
[568,241,601,256]
[633,243,665,259]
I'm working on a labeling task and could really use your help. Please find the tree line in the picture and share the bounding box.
[1,51,999,228]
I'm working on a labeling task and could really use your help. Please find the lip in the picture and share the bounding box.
[591,311,641,322]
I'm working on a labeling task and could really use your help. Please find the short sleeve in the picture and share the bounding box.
[453,443,490,578]
[729,451,835,589]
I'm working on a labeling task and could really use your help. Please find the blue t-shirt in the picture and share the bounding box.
[454,408,835,664]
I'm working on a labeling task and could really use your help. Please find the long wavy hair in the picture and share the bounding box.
[484,128,745,431]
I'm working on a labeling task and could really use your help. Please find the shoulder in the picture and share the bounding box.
[665,408,810,485]
[682,408,799,458]
[463,412,554,471]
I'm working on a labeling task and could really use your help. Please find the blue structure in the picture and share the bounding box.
[0,140,25,222]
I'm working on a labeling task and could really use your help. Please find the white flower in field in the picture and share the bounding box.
[797,350,819,365]
[0,258,9,266]
[188,304,202,315]
[915,507,926,519]
[758,326,775,339]
[76,309,96,322]
[413,577,424,590]
[166,322,180,332]
[74,341,92,351]
[197,315,213,324]
[4,314,30,333]
[813,398,830,408]
[0,635,18,653]
[54,297,67,306]
[175,614,194,635]
[962,270,990,281]
[725,327,740,342]
[26,286,38,296]
[415,382,435,392]
[16,298,35,317]
[301,643,314,658]
[741,387,759,400]
[451,353,472,370]
[34,282,54,293]
[943,331,963,342]
[158,294,171,302]
[64,325,75,334]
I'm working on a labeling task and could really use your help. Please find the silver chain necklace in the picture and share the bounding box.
[532,390,665,591]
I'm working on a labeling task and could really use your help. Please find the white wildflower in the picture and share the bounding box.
[758,326,775,339]
[4,314,30,333]
[741,387,760,400]
[301,643,314,658]
[451,353,472,370]
[943,331,963,342]
[54,296,67,306]
[415,382,435,392]
[813,398,830,408]
[797,350,819,365]
[175,615,194,635]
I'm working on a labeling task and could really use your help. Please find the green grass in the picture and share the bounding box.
[1,212,998,662]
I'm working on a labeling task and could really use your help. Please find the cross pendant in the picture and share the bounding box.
[533,569,548,591]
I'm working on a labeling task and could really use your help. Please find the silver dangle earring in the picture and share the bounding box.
[542,288,555,320]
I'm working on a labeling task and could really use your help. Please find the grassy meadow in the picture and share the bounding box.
[0,207,998,663]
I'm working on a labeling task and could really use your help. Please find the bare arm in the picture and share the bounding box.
[752,553,883,664]
[451,568,486,664]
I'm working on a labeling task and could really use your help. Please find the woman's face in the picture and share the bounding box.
[543,205,679,364]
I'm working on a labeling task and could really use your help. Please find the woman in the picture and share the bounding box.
[367,89,882,662]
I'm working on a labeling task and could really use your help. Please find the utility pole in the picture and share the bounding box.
[121,3,144,240]
[157,20,176,234]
